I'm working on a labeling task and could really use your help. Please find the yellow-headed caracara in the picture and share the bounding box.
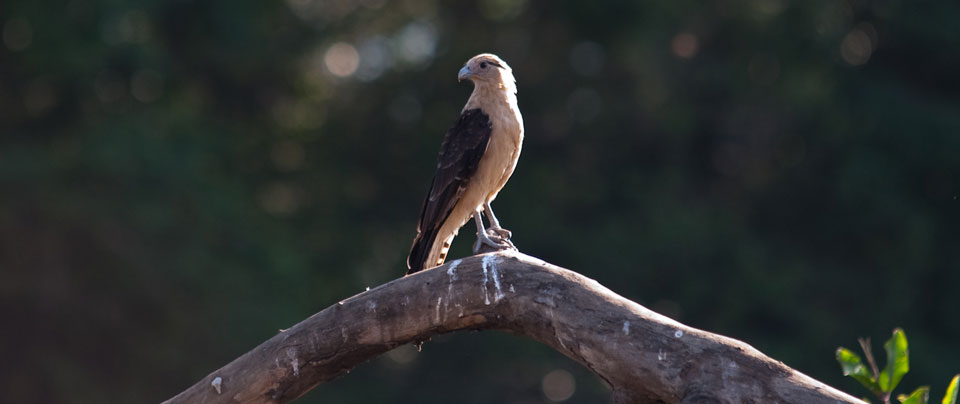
[406,53,523,274]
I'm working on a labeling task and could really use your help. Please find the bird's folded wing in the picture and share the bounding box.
[408,108,493,270]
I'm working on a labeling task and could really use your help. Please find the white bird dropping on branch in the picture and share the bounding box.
[211,377,222,394]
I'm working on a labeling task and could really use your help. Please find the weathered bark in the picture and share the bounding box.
[164,251,860,404]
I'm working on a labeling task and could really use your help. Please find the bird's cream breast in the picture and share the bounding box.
[482,107,523,200]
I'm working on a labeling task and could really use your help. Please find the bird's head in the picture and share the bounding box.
[457,54,515,92]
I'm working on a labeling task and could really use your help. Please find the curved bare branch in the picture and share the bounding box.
[163,251,860,404]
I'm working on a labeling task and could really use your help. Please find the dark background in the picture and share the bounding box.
[1,0,957,403]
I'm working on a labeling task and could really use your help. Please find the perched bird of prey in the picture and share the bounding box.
[406,53,523,274]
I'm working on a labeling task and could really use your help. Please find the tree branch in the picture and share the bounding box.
[163,251,860,404]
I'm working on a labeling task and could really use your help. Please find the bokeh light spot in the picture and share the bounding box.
[815,2,853,37]
[841,28,873,66]
[569,41,606,77]
[286,0,322,22]
[671,32,698,59]
[258,182,302,216]
[542,369,576,402]
[325,42,360,77]
[395,21,437,66]
[355,36,394,82]
[3,18,33,51]
[100,11,152,45]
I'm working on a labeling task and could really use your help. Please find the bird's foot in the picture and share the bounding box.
[488,226,512,240]
[473,228,516,254]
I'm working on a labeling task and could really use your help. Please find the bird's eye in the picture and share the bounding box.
[480,62,488,69]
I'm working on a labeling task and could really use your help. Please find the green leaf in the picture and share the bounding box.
[898,386,929,404]
[837,347,882,395]
[879,328,910,393]
[943,375,959,404]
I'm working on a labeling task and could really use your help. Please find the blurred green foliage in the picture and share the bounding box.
[1,0,958,403]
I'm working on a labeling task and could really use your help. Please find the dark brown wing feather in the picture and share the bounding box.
[407,108,492,274]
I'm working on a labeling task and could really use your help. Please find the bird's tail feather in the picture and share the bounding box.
[406,230,451,275]
[435,239,452,267]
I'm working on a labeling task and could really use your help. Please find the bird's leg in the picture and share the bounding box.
[483,201,512,239]
[472,210,515,254]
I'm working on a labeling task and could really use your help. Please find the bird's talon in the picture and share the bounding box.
[489,227,512,239]
[473,230,515,254]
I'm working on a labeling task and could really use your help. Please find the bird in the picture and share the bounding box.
[406,53,524,275]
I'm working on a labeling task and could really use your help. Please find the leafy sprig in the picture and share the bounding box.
[836,328,958,404]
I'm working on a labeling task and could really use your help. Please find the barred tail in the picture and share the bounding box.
[406,230,453,275]
[432,238,453,268]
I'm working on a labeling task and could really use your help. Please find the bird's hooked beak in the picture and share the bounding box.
[457,65,473,82]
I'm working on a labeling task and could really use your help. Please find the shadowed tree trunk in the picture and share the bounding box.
[163,251,861,404]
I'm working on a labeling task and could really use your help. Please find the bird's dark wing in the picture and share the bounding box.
[407,108,492,273]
